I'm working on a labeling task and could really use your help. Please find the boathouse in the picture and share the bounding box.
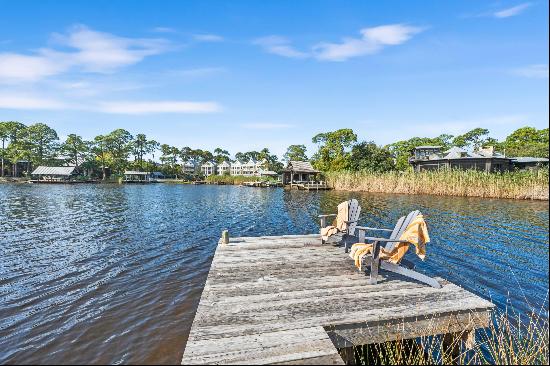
[123,170,150,182]
[282,161,320,184]
[31,166,77,182]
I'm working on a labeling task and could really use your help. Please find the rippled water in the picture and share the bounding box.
[0,184,548,364]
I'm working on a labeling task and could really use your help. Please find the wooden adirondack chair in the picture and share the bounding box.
[354,210,441,289]
[319,199,361,246]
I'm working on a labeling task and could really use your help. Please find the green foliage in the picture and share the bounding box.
[104,129,133,174]
[21,123,60,166]
[61,134,89,167]
[386,135,453,171]
[502,126,549,158]
[350,141,395,172]
[311,128,357,171]
[452,127,490,149]
[283,144,308,162]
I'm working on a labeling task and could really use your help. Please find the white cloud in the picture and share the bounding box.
[494,3,531,18]
[510,64,549,79]
[193,34,224,42]
[242,123,293,129]
[0,94,69,110]
[170,67,226,78]
[0,25,171,83]
[314,24,424,61]
[0,91,221,114]
[97,100,221,114]
[253,36,309,59]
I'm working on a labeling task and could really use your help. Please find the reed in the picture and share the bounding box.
[325,168,549,200]
[351,306,549,365]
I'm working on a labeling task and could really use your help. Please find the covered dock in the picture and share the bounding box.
[123,170,151,183]
[30,166,77,183]
[181,234,494,365]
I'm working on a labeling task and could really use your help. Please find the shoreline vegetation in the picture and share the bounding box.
[325,168,549,201]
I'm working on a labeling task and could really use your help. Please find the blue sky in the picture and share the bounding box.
[0,0,548,157]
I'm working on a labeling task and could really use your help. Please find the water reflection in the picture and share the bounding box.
[0,184,548,364]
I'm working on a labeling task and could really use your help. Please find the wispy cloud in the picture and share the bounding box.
[253,36,309,59]
[0,93,222,114]
[510,64,549,79]
[254,24,424,62]
[169,67,226,78]
[494,3,531,18]
[193,34,224,42]
[241,123,293,129]
[152,27,177,33]
[314,24,424,61]
[0,25,171,83]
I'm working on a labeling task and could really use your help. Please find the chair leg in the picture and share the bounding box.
[380,261,441,289]
[367,241,380,285]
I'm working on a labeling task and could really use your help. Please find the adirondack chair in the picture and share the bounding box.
[319,199,361,246]
[354,210,441,289]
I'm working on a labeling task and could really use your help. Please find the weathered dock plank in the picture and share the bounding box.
[182,234,494,365]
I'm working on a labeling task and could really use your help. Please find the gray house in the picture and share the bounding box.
[409,146,514,173]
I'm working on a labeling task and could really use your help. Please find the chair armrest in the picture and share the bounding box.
[364,237,411,243]
[318,214,337,218]
[356,226,393,232]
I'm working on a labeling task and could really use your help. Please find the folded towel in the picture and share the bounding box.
[320,201,349,241]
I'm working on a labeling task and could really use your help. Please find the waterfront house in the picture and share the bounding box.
[201,161,217,177]
[124,170,150,182]
[282,161,320,184]
[182,162,198,175]
[409,146,514,173]
[31,166,77,182]
[242,159,258,176]
[217,161,231,175]
[230,160,243,176]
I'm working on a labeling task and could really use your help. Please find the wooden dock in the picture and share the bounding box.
[182,234,494,365]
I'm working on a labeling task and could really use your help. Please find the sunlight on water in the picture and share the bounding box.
[0,184,548,364]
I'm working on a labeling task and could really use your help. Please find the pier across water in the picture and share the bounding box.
[181,234,494,365]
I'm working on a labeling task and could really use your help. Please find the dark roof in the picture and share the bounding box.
[284,161,319,173]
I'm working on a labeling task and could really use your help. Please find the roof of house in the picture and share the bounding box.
[284,161,319,173]
[201,161,217,167]
[124,170,149,175]
[218,161,231,167]
[512,157,549,163]
[32,166,77,176]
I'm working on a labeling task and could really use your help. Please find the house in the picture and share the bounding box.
[282,161,320,184]
[124,170,150,182]
[201,161,217,177]
[182,162,198,175]
[217,161,231,175]
[511,157,549,170]
[242,159,258,176]
[230,160,243,176]
[409,146,513,173]
[31,166,77,181]
[150,171,165,180]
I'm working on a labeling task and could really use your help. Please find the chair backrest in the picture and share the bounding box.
[347,199,361,236]
[385,210,421,252]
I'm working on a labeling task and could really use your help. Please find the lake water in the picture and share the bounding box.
[0,184,548,364]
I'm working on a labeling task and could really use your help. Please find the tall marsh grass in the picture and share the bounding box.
[325,169,549,200]
[350,307,549,365]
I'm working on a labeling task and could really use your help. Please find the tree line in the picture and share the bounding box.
[0,121,547,179]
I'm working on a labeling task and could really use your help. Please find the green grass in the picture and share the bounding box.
[325,168,549,200]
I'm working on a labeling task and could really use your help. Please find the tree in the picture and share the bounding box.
[2,122,27,176]
[502,127,549,158]
[283,144,308,162]
[213,148,230,164]
[311,128,357,171]
[104,129,133,174]
[350,141,395,172]
[452,128,490,150]
[132,134,158,170]
[61,134,89,168]
[92,135,109,180]
[22,123,59,167]
[258,148,283,172]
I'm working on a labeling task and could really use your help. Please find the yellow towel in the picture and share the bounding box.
[320,201,349,241]
[349,214,430,270]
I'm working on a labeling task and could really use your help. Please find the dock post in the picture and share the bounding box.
[221,230,229,245]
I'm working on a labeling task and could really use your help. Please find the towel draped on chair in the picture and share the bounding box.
[349,214,431,270]
[320,201,349,241]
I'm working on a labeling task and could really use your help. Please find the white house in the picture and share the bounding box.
[230,160,243,176]
[201,161,217,176]
[217,161,231,175]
